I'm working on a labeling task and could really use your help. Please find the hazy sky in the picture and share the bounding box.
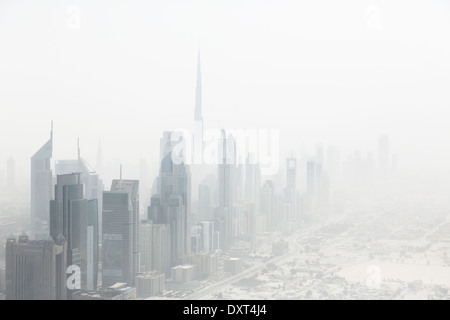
[1,0,449,185]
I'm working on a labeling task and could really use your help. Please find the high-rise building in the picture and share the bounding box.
[50,173,92,297]
[55,140,103,220]
[139,220,153,273]
[190,225,202,254]
[285,157,297,221]
[198,183,212,222]
[245,153,260,213]
[31,123,53,239]
[6,156,15,190]
[5,232,67,300]
[87,199,99,291]
[201,221,214,253]
[102,178,139,287]
[149,132,191,267]
[217,130,235,249]
[54,142,102,290]
[151,224,170,276]
[194,50,203,164]
[149,194,187,267]
[140,158,150,218]
[260,180,274,229]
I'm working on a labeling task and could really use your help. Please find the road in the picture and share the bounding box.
[185,216,344,300]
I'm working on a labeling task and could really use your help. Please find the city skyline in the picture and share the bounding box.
[1,0,450,302]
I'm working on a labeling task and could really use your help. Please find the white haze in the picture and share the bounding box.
[0,0,449,189]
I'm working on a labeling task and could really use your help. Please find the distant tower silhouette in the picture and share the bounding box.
[194,50,204,166]
[30,121,53,239]
[195,50,202,123]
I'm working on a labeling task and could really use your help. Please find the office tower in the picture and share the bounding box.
[201,221,214,253]
[306,160,316,194]
[378,135,390,178]
[50,173,90,297]
[5,232,67,300]
[159,131,173,166]
[149,132,191,267]
[31,123,53,239]
[284,157,297,221]
[140,158,150,218]
[139,220,153,273]
[194,50,203,164]
[149,194,186,268]
[232,164,244,203]
[151,224,170,276]
[218,130,235,208]
[87,199,99,290]
[111,178,139,284]
[198,183,212,222]
[217,130,236,249]
[191,225,202,254]
[6,156,15,190]
[232,203,245,238]
[260,180,274,229]
[55,142,102,290]
[55,139,103,229]
[102,178,139,287]
[245,153,261,213]
[0,267,5,292]
[211,218,224,251]
[286,157,296,190]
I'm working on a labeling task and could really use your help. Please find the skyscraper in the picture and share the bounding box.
[260,180,274,229]
[151,224,170,276]
[54,139,103,225]
[194,50,202,124]
[194,50,203,164]
[31,123,53,239]
[245,153,261,213]
[139,220,153,273]
[5,232,67,300]
[54,142,102,290]
[285,157,297,221]
[149,132,191,267]
[191,50,207,205]
[201,221,214,253]
[102,178,139,287]
[49,173,90,297]
[87,199,99,290]
[217,130,235,249]
[198,183,212,222]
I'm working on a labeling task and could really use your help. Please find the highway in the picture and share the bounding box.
[185,216,344,300]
